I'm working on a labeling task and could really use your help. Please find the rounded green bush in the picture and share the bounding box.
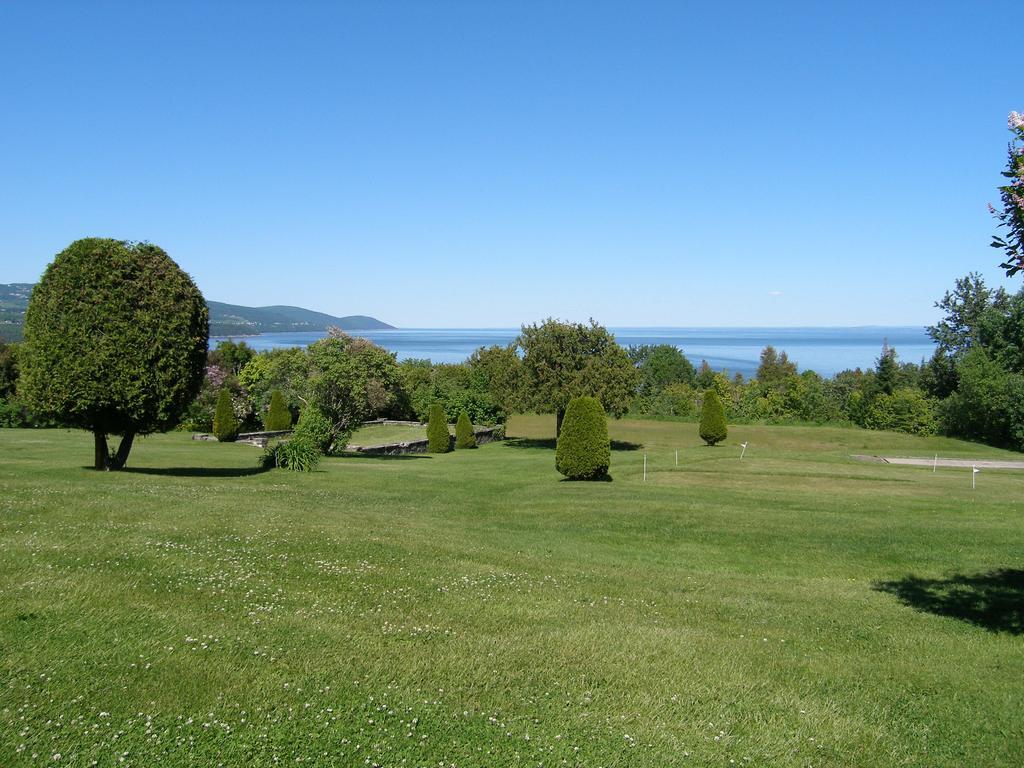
[455,411,477,449]
[555,396,610,479]
[264,389,293,431]
[864,387,937,436]
[426,402,451,453]
[213,388,240,442]
[699,388,728,446]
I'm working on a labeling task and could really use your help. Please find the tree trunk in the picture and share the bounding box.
[556,408,566,438]
[93,430,135,470]
[93,430,110,470]
[109,432,135,470]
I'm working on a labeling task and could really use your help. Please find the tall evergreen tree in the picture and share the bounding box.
[874,343,899,396]
[264,389,293,431]
[426,402,451,453]
[213,389,240,442]
[555,396,610,479]
[757,345,798,390]
[454,411,477,449]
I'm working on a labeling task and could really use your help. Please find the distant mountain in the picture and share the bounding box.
[206,301,393,336]
[0,284,393,342]
[0,283,33,341]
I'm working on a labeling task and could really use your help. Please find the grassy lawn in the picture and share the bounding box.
[346,423,428,447]
[1,416,1022,766]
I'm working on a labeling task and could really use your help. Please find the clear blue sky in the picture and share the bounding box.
[0,1,1020,328]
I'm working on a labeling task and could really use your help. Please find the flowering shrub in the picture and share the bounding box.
[992,111,1024,276]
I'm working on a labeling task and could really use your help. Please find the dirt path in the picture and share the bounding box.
[852,455,1024,470]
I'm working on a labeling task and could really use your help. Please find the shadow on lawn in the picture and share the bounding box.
[337,452,431,460]
[874,569,1024,635]
[114,466,273,478]
[504,438,642,451]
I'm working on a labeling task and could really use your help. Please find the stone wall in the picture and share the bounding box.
[192,429,292,448]
[349,426,503,455]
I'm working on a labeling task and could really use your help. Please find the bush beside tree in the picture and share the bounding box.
[455,411,477,449]
[294,406,333,454]
[213,389,240,442]
[427,402,451,453]
[518,319,636,436]
[699,389,728,445]
[555,396,610,480]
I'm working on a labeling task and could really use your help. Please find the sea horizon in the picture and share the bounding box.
[212,325,936,378]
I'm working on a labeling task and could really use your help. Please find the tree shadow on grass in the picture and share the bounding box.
[874,569,1024,635]
[504,437,557,450]
[336,452,432,460]
[503,438,642,451]
[115,465,273,478]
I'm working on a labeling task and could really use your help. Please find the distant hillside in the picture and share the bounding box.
[206,301,393,336]
[0,284,393,342]
[0,283,33,341]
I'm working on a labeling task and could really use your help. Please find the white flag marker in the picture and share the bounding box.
[972,465,979,489]
[740,442,748,459]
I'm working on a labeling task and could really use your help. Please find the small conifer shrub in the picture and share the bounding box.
[699,388,728,446]
[455,411,477,449]
[555,396,610,480]
[213,388,240,442]
[264,389,292,431]
[426,402,451,453]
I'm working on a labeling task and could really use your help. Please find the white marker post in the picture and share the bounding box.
[643,453,648,483]
[675,449,678,467]
[933,454,938,473]
[972,465,979,489]
[740,442,748,459]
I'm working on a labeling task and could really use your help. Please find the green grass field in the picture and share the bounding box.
[1,417,1022,766]
[347,423,428,447]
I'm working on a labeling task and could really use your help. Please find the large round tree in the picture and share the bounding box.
[517,318,636,436]
[21,238,208,469]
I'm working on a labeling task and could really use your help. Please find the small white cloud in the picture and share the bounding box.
[768,290,783,297]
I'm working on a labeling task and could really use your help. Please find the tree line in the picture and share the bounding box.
[6,277,1022,454]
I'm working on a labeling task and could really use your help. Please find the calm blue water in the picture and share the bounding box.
[212,327,935,378]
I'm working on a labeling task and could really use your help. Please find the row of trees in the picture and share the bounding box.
[5,287,1023,464]
[173,319,636,446]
